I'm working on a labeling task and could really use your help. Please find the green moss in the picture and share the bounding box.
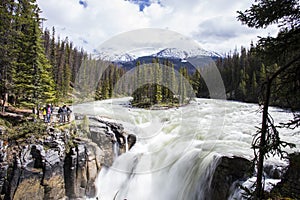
[0,118,12,129]
[265,193,296,200]
[4,120,47,143]
[65,135,78,154]
[77,115,89,134]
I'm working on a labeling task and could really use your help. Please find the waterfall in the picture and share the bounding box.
[108,126,119,159]
[125,135,129,152]
[75,97,299,200]
[95,147,223,200]
[113,140,119,158]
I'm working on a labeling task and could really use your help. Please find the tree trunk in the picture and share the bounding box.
[255,55,300,199]
[255,80,271,199]
[1,93,8,113]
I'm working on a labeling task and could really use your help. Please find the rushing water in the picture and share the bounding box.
[73,97,300,200]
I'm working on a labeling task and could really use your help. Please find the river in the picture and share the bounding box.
[73,97,299,200]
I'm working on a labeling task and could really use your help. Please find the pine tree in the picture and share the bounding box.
[102,80,109,99]
[170,63,176,101]
[251,71,258,101]
[12,0,55,109]
[259,63,267,84]
[154,60,162,104]
[0,0,15,111]
[62,39,72,97]
[161,60,168,102]
[50,27,57,83]
[135,61,142,102]
[191,70,201,97]
[43,28,51,58]
[238,1,300,198]
[178,67,187,104]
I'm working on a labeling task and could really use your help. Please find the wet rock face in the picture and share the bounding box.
[64,138,104,199]
[0,116,136,200]
[127,134,137,150]
[264,164,284,179]
[86,116,136,166]
[0,129,103,200]
[88,123,115,166]
[207,156,253,200]
[272,153,300,199]
[0,130,67,200]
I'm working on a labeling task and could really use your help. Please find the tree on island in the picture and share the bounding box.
[130,59,192,108]
[238,0,300,199]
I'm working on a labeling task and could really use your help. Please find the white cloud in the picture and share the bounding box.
[37,0,279,54]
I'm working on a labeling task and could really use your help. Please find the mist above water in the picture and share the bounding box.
[74,97,299,200]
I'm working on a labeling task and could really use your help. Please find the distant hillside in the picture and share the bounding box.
[117,55,220,74]
[96,47,222,74]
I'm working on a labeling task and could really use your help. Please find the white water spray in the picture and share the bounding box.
[74,97,299,200]
[125,135,129,153]
[108,126,119,159]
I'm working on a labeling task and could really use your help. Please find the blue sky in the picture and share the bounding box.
[79,0,159,11]
[125,0,153,11]
[36,0,278,54]
[79,0,88,8]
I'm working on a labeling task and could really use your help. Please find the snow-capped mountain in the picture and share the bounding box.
[96,47,222,62]
[153,47,222,59]
[97,51,136,62]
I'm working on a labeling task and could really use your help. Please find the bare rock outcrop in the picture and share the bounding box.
[0,128,103,200]
[271,153,300,199]
[205,156,253,200]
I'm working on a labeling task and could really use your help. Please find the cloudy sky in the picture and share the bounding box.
[36,0,278,55]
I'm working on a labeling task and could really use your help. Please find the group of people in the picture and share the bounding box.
[42,104,53,123]
[42,104,72,124]
[58,105,72,123]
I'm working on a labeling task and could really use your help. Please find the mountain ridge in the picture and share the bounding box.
[152,47,222,60]
[97,47,223,63]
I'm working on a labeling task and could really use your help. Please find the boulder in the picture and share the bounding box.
[127,134,137,150]
[207,156,253,200]
[271,153,300,199]
[263,164,284,179]
[64,138,104,199]
[86,116,136,166]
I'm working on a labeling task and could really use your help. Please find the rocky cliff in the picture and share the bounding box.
[86,116,136,166]
[271,153,300,199]
[0,115,135,200]
[0,128,102,200]
[204,156,253,200]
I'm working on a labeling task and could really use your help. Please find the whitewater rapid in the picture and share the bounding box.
[73,97,299,200]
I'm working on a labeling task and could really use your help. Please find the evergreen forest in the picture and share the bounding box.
[0,0,299,199]
[0,0,299,112]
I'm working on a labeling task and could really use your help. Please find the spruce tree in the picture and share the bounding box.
[251,71,258,101]
[154,60,162,104]
[135,61,142,102]
[238,0,300,198]
[12,0,55,109]
[62,39,72,97]
[50,27,58,83]
[191,70,201,97]
[0,0,15,111]
[178,67,187,104]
